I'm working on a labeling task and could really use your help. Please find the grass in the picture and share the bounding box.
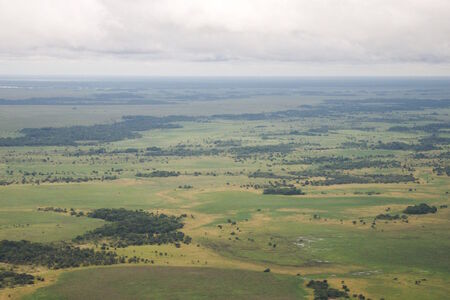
[192,190,424,219]
[0,170,448,299]
[25,266,306,300]
[0,103,448,300]
[0,210,104,242]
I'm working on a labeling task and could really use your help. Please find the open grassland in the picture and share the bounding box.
[0,99,448,299]
[0,176,448,300]
[24,266,306,300]
[0,210,104,242]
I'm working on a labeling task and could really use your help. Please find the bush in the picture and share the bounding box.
[263,187,305,195]
[306,280,348,300]
[0,270,35,289]
[403,203,437,215]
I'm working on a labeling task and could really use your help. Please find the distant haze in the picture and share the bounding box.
[1,0,450,76]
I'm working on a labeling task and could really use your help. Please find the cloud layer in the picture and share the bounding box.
[1,0,449,75]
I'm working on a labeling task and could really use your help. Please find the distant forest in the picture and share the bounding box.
[0,115,192,146]
[0,98,449,147]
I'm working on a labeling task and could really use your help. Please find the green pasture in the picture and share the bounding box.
[26,266,306,300]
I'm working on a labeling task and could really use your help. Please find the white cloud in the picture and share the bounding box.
[0,0,449,75]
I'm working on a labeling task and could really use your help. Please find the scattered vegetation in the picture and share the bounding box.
[0,87,449,299]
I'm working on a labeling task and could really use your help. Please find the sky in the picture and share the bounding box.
[1,0,450,76]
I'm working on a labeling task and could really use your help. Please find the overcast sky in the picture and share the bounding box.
[1,0,450,76]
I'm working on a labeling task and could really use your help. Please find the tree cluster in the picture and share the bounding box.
[75,208,191,247]
[0,240,118,269]
[306,280,348,300]
[263,187,305,195]
[403,203,437,215]
[0,270,35,289]
[136,170,180,178]
[0,115,186,146]
[375,214,408,221]
[311,173,415,186]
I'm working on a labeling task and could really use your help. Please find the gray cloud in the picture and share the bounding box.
[0,0,449,75]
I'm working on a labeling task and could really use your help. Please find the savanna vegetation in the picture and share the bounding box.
[0,79,449,299]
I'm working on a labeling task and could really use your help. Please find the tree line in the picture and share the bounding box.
[0,240,119,269]
[0,269,36,289]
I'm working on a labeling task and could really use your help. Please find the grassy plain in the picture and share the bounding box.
[0,99,449,300]
[25,266,306,300]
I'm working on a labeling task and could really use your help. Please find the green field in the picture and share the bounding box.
[25,266,305,300]
[0,92,449,300]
